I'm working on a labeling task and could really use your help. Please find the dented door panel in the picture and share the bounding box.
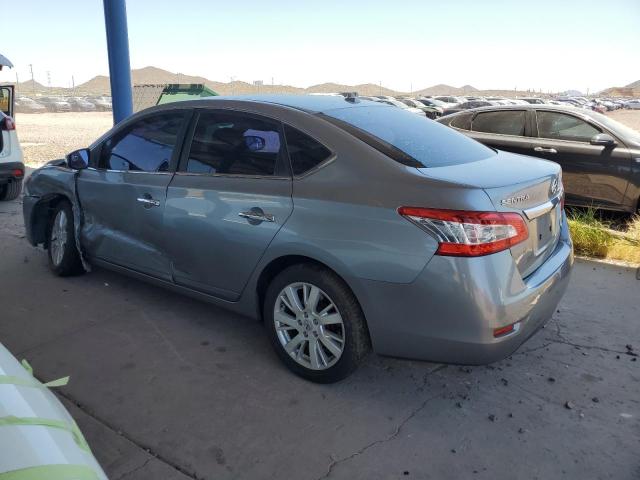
[76,169,173,280]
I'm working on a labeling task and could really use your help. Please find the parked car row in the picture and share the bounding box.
[15,95,112,113]
[352,93,640,119]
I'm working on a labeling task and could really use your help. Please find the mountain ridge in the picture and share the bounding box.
[16,66,639,98]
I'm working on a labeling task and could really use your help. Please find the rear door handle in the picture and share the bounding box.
[533,147,558,154]
[239,210,275,223]
[137,197,160,207]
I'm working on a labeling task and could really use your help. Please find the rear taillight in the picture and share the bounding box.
[398,207,528,257]
[1,116,15,131]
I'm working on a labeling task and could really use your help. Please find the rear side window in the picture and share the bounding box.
[536,111,600,142]
[284,125,332,176]
[449,113,472,130]
[185,112,284,176]
[99,112,186,172]
[472,111,526,136]
[323,105,493,168]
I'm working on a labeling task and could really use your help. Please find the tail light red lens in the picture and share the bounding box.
[398,207,528,257]
[1,116,15,131]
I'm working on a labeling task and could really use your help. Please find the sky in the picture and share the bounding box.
[0,0,639,93]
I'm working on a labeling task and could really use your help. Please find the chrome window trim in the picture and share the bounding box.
[172,171,291,181]
[86,167,172,175]
[291,153,337,180]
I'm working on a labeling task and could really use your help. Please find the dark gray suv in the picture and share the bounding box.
[23,96,573,382]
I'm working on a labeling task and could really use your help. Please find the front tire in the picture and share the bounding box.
[264,264,370,383]
[47,201,84,276]
[0,180,22,201]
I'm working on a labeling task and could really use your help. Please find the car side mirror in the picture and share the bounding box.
[67,148,89,169]
[590,133,617,148]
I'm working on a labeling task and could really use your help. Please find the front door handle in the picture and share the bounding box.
[239,209,275,223]
[533,146,558,154]
[137,197,160,207]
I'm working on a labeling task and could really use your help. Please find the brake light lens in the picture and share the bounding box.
[398,207,529,257]
[1,116,15,131]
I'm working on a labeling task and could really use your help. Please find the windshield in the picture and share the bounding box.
[322,105,495,167]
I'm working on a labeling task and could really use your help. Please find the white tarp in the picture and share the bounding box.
[0,343,108,479]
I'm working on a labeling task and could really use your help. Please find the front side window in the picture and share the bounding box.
[536,111,600,142]
[100,112,186,172]
[284,125,332,176]
[472,111,526,136]
[185,112,284,176]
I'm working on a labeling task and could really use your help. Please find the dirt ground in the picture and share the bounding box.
[14,109,640,168]
[1,194,639,480]
[609,109,640,131]
[15,112,113,167]
[3,108,640,479]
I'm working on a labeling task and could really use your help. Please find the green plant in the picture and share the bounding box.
[567,208,614,257]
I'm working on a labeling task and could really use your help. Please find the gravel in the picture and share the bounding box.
[16,112,113,167]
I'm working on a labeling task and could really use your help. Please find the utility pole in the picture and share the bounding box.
[29,64,35,95]
[379,80,382,95]
[46,71,51,88]
[103,0,134,124]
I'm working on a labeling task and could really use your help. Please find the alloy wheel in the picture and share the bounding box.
[273,282,345,370]
[50,209,68,267]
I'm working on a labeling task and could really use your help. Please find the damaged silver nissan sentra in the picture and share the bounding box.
[23,95,573,383]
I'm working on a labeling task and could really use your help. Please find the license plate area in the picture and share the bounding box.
[534,203,561,255]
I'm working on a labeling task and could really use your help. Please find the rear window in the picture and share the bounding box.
[472,111,526,136]
[322,106,494,167]
[449,113,472,130]
[284,125,332,175]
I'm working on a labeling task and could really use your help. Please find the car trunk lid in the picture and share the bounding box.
[417,151,563,277]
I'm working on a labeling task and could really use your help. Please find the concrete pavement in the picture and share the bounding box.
[1,196,639,480]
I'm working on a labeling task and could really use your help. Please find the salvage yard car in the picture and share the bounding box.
[438,104,640,212]
[0,112,24,201]
[23,95,573,382]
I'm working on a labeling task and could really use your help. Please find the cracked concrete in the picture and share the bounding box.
[1,194,639,480]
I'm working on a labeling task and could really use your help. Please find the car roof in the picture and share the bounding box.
[201,94,388,114]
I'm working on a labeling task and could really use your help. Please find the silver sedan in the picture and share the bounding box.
[23,95,573,382]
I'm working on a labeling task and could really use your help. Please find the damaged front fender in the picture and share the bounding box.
[23,163,91,272]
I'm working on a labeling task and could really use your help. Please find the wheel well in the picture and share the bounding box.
[31,194,70,247]
[255,255,360,322]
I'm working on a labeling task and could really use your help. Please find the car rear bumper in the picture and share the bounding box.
[354,212,574,364]
[0,161,25,185]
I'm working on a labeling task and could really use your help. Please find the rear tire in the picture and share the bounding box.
[264,264,370,383]
[0,180,22,201]
[47,201,84,276]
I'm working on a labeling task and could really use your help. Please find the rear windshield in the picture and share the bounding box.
[321,105,494,167]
